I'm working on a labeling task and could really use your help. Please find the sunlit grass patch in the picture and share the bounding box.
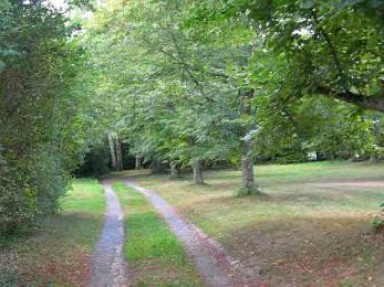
[0,178,105,286]
[60,178,105,213]
[113,182,200,286]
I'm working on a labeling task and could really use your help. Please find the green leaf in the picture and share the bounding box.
[0,59,5,72]
[0,0,11,11]
[1,48,21,57]
[300,0,315,9]
[337,0,365,9]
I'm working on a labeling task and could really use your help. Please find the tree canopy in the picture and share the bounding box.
[240,0,384,110]
[82,0,383,187]
[1,0,383,233]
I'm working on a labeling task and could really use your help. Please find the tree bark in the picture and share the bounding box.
[241,139,255,193]
[135,154,142,170]
[370,116,381,162]
[192,159,204,184]
[238,87,257,194]
[149,159,167,174]
[107,132,117,171]
[170,161,179,179]
[315,86,384,112]
[115,137,123,171]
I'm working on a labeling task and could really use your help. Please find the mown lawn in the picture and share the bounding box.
[123,161,384,287]
[0,178,105,286]
[113,182,200,287]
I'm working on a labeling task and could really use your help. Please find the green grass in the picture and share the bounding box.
[207,160,384,183]
[0,178,105,286]
[129,161,384,233]
[120,161,384,286]
[113,182,200,287]
[61,178,106,213]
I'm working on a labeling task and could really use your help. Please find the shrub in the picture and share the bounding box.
[371,203,384,233]
[0,147,69,235]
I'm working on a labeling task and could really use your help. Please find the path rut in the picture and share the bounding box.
[124,180,250,287]
[89,181,129,287]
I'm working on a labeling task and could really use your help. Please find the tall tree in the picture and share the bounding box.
[85,0,262,190]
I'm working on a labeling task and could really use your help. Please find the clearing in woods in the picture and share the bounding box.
[116,161,384,287]
[1,161,384,286]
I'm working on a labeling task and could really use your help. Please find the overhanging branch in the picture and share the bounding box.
[315,86,384,112]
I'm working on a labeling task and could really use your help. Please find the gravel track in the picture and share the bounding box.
[88,181,130,287]
[124,180,251,287]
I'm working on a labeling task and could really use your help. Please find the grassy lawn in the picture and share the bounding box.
[0,178,105,286]
[113,182,200,287]
[122,161,384,287]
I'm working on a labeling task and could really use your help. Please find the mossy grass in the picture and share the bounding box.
[235,183,261,197]
[113,182,200,286]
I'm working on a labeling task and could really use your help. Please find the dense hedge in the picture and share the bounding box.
[0,1,89,234]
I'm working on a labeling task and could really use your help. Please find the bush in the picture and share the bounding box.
[0,147,68,235]
[371,203,384,233]
[0,165,34,234]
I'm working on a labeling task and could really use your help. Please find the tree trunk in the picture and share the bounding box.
[170,161,178,179]
[115,137,123,171]
[135,154,142,170]
[192,159,204,184]
[241,139,256,193]
[107,132,117,170]
[149,159,167,174]
[370,115,381,162]
[238,87,258,195]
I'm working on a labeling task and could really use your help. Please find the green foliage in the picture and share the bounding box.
[84,0,257,175]
[251,95,376,162]
[371,203,384,233]
[0,2,96,234]
[244,0,383,109]
[79,0,384,191]
[75,140,111,177]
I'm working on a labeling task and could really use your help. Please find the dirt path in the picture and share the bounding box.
[124,180,252,287]
[89,181,129,287]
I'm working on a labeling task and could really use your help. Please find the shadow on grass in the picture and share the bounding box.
[194,179,384,204]
[224,215,384,286]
